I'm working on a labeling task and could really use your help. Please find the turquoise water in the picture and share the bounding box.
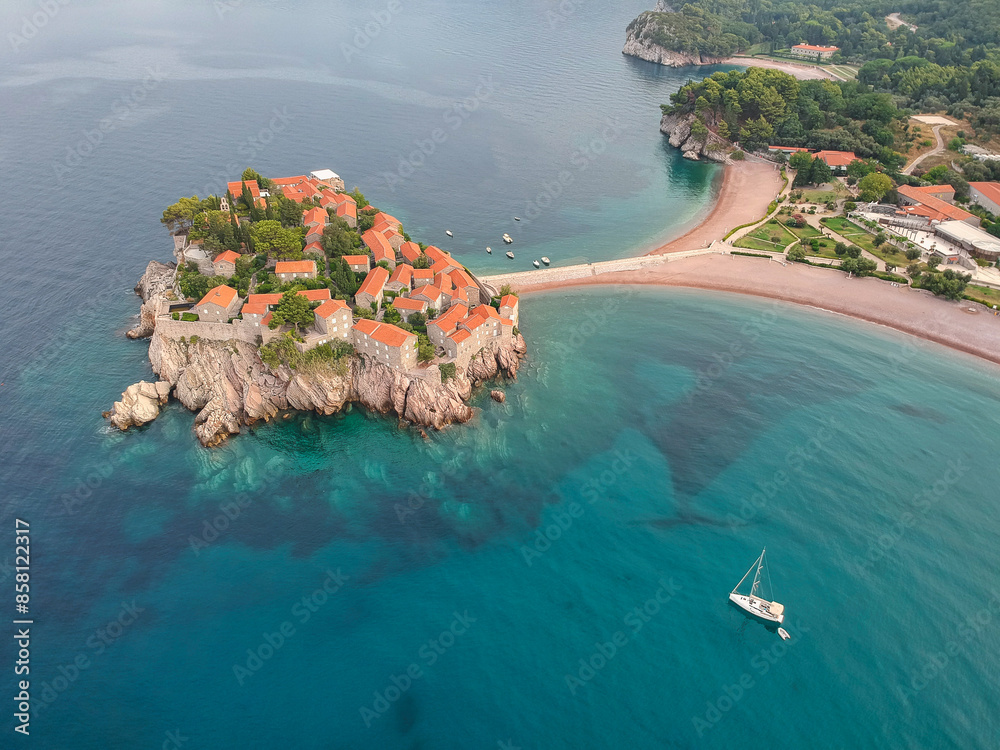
[12,288,1000,748]
[2,1,1000,748]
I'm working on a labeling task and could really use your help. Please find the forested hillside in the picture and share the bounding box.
[635,0,1000,132]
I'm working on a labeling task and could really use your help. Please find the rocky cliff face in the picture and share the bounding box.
[127,260,176,339]
[659,111,734,163]
[622,12,725,68]
[109,330,527,446]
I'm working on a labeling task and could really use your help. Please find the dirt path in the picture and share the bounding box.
[903,124,945,175]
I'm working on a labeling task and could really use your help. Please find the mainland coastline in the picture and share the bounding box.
[493,160,1000,367]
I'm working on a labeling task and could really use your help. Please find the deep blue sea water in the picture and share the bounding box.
[2,2,1000,748]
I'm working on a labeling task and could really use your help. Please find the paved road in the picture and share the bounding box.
[903,124,945,175]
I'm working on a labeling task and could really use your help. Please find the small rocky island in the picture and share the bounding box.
[107,169,526,446]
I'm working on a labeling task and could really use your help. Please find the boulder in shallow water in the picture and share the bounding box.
[107,380,171,430]
[491,390,506,403]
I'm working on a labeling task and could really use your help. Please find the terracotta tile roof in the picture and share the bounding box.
[500,317,514,326]
[462,313,490,331]
[971,182,1000,206]
[451,286,468,305]
[362,229,393,259]
[247,293,283,306]
[792,44,838,52]
[227,180,260,198]
[768,145,810,153]
[314,299,350,318]
[303,207,327,226]
[353,318,416,348]
[214,250,240,264]
[389,264,413,285]
[298,288,331,301]
[450,268,474,286]
[197,285,238,309]
[449,328,472,344]
[412,268,435,285]
[357,266,390,297]
[262,311,273,326]
[913,184,955,195]
[343,255,370,266]
[372,220,395,235]
[499,294,519,309]
[814,150,858,167]
[433,272,455,292]
[275,260,316,274]
[411,284,443,304]
[241,302,268,316]
[400,242,421,262]
[471,304,499,319]
[429,303,466,332]
[303,241,324,254]
[430,258,455,276]
[336,202,357,220]
[272,175,308,186]
[897,185,975,222]
[392,296,427,311]
[424,245,449,263]
[373,212,401,228]
[329,192,356,206]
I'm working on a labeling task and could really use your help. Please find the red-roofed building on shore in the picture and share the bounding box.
[391,295,428,323]
[767,145,811,156]
[352,318,418,371]
[789,44,839,60]
[314,299,352,341]
[970,182,1000,215]
[355,266,390,310]
[814,150,859,172]
[193,285,241,323]
[427,304,467,347]
[499,294,519,326]
[212,250,241,278]
[343,255,371,274]
[424,245,449,265]
[275,260,317,282]
[896,185,978,225]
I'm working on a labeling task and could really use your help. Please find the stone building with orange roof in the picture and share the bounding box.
[352,318,418,371]
[193,285,241,323]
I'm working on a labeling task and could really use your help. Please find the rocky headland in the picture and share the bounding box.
[107,262,526,446]
[623,3,728,68]
[659,111,735,163]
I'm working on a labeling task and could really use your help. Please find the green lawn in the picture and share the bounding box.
[735,220,797,252]
[820,217,912,267]
[965,285,1000,308]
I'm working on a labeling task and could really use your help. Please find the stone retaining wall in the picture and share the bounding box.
[154,317,261,344]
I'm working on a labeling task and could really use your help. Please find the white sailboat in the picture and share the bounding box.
[729,548,785,625]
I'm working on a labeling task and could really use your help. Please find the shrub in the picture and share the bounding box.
[181,312,199,322]
[905,248,921,260]
[189,335,200,344]
[439,362,457,381]
[730,150,745,161]
[844,201,857,212]
[172,312,179,320]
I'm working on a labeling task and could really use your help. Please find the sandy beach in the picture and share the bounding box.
[720,56,841,81]
[647,160,783,255]
[513,254,1000,366]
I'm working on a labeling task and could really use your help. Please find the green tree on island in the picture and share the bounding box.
[269,291,314,331]
[251,220,302,259]
[161,196,208,234]
[321,218,356,258]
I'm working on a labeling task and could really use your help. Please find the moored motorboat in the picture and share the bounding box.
[445,230,453,237]
[486,246,492,254]
[728,548,785,625]
[541,257,550,265]
[514,216,521,221]
[502,233,513,244]
[532,260,540,268]
[506,251,514,259]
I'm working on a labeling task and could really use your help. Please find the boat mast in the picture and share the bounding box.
[732,550,764,594]
[750,548,766,598]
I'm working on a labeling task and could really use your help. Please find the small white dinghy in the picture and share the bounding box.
[486,246,492,254]
[514,216,521,221]
[445,230,453,237]
[777,627,791,641]
[541,257,550,265]
[532,260,540,268]
[728,548,785,625]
